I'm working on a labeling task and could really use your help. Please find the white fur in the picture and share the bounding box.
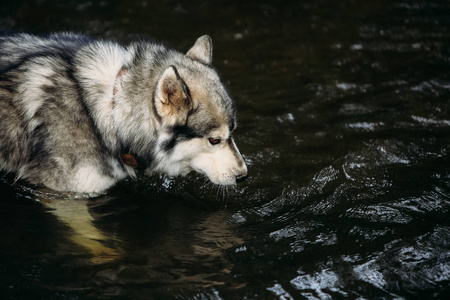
[71,165,117,193]
[190,139,247,185]
[70,157,135,193]
[74,42,134,150]
[17,58,58,121]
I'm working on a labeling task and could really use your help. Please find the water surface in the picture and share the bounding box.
[1,0,450,299]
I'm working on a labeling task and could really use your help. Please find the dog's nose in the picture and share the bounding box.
[236,173,248,183]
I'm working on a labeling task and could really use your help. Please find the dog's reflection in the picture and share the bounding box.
[35,188,244,271]
[38,193,122,264]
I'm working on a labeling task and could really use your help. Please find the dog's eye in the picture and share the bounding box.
[208,138,221,145]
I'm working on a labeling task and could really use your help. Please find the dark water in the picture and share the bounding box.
[1,0,450,299]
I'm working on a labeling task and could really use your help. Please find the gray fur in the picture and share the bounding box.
[0,33,247,193]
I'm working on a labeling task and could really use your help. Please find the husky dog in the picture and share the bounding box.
[0,33,247,193]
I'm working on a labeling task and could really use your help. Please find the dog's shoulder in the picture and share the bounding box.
[73,36,130,92]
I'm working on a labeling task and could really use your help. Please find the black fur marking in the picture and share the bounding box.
[171,65,192,101]
[229,118,236,132]
[0,74,18,93]
[162,138,177,152]
[28,123,50,164]
[163,124,202,152]
[227,138,244,167]
[41,85,57,94]
[151,86,162,123]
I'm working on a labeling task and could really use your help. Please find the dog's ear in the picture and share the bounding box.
[186,35,212,65]
[154,66,191,125]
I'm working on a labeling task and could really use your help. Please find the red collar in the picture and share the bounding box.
[121,153,139,168]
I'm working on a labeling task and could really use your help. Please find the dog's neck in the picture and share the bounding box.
[114,68,140,168]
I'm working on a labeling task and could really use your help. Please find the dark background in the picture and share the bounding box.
[1,0,450,299]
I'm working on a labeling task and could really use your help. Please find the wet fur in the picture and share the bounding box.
[0,33,247,193]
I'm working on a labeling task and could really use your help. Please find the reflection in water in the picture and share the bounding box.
[39,195,122,264]
[0,181,245,297]
[1,0,450,298]
[0,179,245,297]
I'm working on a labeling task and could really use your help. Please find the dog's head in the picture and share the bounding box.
[151,35,247,185]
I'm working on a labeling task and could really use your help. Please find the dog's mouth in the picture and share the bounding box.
[193,167,242,186]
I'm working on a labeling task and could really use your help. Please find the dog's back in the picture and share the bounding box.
[0,33,92,72]
[0,34,125,192]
